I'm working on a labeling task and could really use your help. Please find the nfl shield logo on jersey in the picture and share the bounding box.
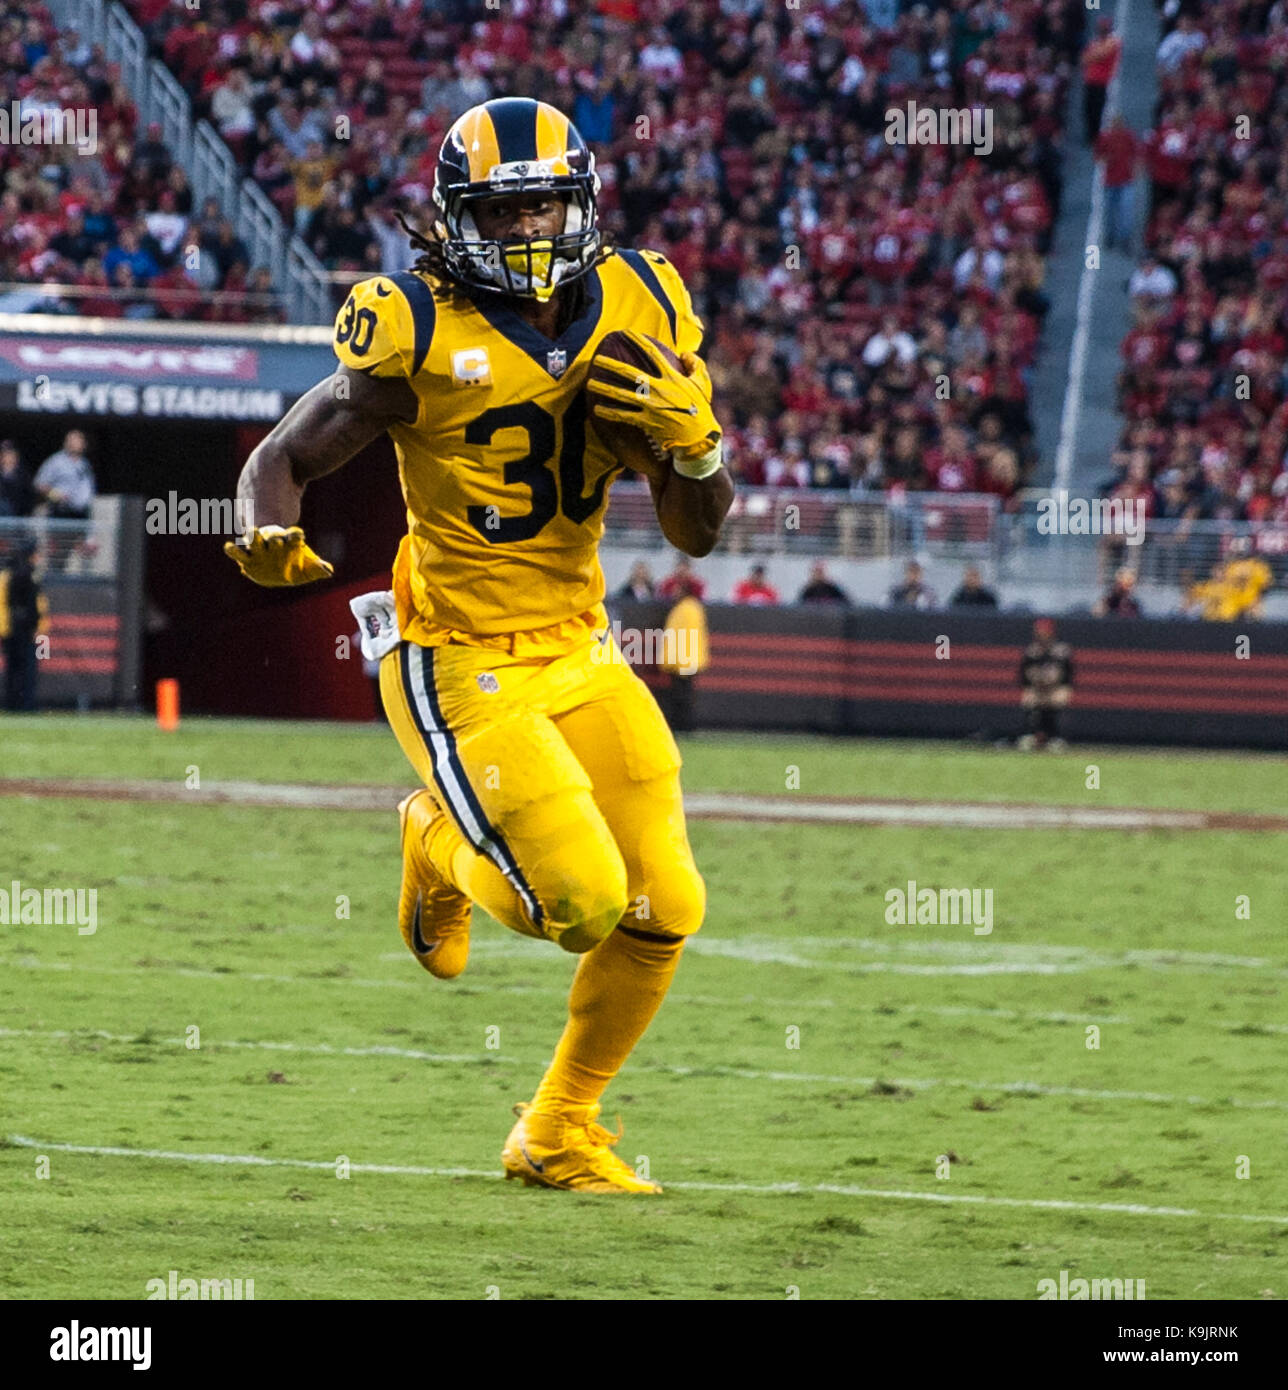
[475,672,501,693]
[546,347,568,378]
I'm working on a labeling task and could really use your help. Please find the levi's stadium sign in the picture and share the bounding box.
[12,378,284,419]
[0,322,336,421]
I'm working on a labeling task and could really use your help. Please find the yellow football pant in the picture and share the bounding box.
[381,634,705,1119]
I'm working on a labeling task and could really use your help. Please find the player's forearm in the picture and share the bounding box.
[235,436,306,529]
[654,467,734,557]
[234,371,412,529]
[235,380,354,527]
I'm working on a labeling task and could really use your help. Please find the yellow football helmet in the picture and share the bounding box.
[432,97,602,302]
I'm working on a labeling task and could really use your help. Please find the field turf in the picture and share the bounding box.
[1,716,1284,1300]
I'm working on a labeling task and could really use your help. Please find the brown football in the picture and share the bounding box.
[585,330,679,482]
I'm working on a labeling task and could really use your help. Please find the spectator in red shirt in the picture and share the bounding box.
[924,424,979,492]
[1094,116,1139,252]
[657,557,707,603]
[1145,115,1196,211]
[1081,18,1122,143]
[732,564,780,606]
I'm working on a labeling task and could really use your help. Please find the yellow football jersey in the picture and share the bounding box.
[1189,556,1273,620]
[1189,579,1236,621]
[1223,556,1273,614]
[332,249,704,652]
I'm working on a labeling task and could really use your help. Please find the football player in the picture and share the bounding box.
[225,98,733,1193]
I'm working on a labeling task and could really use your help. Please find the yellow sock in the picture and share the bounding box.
[530,927,686,1119]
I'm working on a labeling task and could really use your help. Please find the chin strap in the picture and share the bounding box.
[672,440,724,481]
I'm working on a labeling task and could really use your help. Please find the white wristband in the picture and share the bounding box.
[672,440,724,480]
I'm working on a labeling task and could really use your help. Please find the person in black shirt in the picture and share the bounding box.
[799,561,850,605]
[1093,567,1142,617]
[1,537,47,711]
[0,441,34,517]
[49,211,96,266]
[949,565,999,607]
[1019,618,1073,750]
[616,560,655,602]
[888,559,938,609]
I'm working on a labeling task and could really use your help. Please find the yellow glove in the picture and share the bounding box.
[590,332,722,467]
[223,525,334,587]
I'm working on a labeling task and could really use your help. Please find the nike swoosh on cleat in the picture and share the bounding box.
[518,1139,545,1173]
[411,892,436,955]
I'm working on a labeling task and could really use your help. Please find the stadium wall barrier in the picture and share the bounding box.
[616,601,1288,751]
[117,569,1288,750]
[1,498,144,710]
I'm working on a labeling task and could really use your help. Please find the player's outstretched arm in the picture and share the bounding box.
[236,366,417,527]
[648,466,734,558]
[226,366,417,586]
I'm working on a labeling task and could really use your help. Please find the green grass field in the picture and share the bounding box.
[1,716,1285,1300]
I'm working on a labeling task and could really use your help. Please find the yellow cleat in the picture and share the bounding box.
[501,1102,663,1194]
[398,790,472,979]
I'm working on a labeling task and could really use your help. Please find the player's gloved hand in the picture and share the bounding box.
[590,331,722,472]
[223,525,334,587]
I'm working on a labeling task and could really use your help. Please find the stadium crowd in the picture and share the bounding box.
[8,0,1084,492]
[0,3,283,321]
[1108,0,1288,535]
[629,554,1004,610]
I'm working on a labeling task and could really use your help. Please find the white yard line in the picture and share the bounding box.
[782,936,1274,967]
[0,777,1252,831]
[14,941,1288,989]
[6,1134,1284,1225]
[680,937,1283,975]
[0,1027,486,1066]
[3,1027,1282,1110]
[685,794,1207,831]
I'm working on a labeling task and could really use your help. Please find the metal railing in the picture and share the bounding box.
[0,280,284,318]
[103,0,145,97]
[148,58,192,173]
[191,121,240,227]
[0,510,118,579]
[1002,505,1288,592]
[48,0,333,323]
[603,484,1002,560]
[603,482,1288,590]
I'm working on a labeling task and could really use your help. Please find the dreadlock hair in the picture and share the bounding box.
[395,209,616,332]
[396,209,453,286]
